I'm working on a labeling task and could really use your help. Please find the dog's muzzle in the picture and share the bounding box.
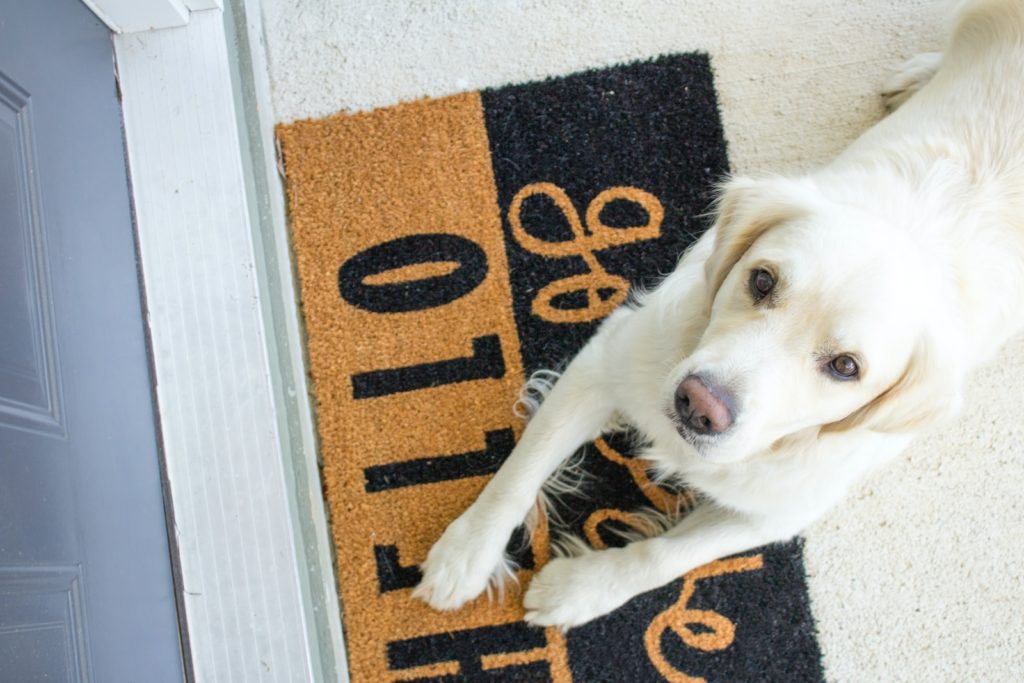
[674,374,735,436]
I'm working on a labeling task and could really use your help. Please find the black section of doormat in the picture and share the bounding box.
[481,54,825,682]
[567,539,821,683]
[481,53,729,370]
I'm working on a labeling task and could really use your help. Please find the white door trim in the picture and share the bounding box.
[112,5,346,681]
[81,0,188,32]
[80,0,223,33]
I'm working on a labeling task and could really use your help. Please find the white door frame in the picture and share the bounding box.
[81,0,223,33]
[84,1,348,680]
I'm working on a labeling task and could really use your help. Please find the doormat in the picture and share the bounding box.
[277,54,824,682]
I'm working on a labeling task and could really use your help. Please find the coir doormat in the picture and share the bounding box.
[277,54,824,682]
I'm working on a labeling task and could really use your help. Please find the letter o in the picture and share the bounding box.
[338,233,488,313]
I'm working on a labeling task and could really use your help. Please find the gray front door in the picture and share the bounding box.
[0,0,186,680]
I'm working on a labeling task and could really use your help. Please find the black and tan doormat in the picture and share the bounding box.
[277,54,824,683]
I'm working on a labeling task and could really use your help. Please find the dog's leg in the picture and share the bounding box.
[414,339,617,611]
[880,51,943,112]
[522,504,802,629]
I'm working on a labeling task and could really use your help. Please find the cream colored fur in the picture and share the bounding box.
[414,0,1024,629]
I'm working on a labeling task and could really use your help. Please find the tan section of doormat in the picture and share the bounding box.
[277,92,572,680]
[278,55,823,682]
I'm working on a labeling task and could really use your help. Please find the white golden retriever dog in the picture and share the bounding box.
[415,0,1024,628]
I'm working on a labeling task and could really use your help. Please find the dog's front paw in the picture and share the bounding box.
[523,551,632,629]
[413,513,514,611]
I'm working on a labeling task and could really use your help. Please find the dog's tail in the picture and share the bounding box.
[949,0,1024,52]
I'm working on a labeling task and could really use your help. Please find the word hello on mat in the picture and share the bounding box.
[338,179,764,682]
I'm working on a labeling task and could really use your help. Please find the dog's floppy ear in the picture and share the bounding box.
[824,336,964,434]
[703,176,812,310]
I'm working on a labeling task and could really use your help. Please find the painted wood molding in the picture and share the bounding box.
[80,0,222,33]
[114,11,324,680]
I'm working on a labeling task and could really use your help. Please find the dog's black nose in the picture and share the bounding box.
[675,375,734,435]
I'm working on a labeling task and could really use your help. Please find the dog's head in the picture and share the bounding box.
[667,175,965,463]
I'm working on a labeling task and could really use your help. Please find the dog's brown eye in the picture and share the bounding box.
[829,355,859,379]
[749,268,775,300]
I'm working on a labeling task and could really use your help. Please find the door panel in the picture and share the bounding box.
[0,566,88,682]
[0,0,185,680]
[0,73,63,437]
